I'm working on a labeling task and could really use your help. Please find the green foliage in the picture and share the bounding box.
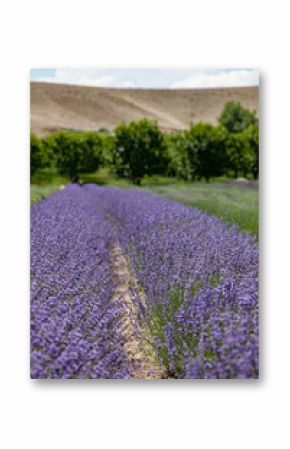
[98,127,110,134]
[30,184,60,204]
[30,134,44,176]
[113,119,168,184]
[41,133,60,168]
[165,132,191,180]
[185,123,228,181]
[31,167,68,185]
[242,123,259,179]
[100,133,116,168]
[218,101,257,133]
[30,103,259,185]
[226,122,259,178]
[164,123,229,182]
[48,131,103,181]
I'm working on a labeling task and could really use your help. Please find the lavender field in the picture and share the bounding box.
[31,184,259,379]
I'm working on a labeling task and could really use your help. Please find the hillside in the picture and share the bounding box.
[30,82,259,136]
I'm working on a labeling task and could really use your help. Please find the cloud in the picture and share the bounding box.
[49,69,114,87]
[73,75,114,87]
[120,80,136,88]
[33,69,138,88]
[32,68,259,89]
[170,69,259,89]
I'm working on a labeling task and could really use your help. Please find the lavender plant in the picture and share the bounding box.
[31,185,131,378]
[84,185,259,378]
[31,184,259,379]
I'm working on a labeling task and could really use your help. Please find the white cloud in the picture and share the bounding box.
[73,75,114,87]
[34,69,136,88]
[36,69,114,87]
[170,69,259,89]
[54,69,114,86]
[120,80,136,88]
[32,68,259,89]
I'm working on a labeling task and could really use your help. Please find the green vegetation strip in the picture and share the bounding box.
[144,182,258,239]
[31,184,61,204]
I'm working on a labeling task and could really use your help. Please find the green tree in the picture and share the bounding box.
[100,133,116,168]
[30,133,43,176]
[226,123,259,179]
[185,123,228,182]
[52,131,103,182]
[113,119,168,184]
[41,133,59,168]
[239,123,259,179]
[247,123,259,179]
[165,132,191,180]
[218,101,257,133]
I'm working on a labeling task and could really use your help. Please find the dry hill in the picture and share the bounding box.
[30,82,259,136]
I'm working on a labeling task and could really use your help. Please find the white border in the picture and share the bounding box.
[1,1,289,448]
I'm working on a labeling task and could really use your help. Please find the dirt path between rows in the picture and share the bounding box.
[111,244,166,379]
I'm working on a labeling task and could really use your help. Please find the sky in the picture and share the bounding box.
[30,68,259,89]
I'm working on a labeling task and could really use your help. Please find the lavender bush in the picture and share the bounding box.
[84,185,259,379]
[31,184,259,379]
[31,185,131,378]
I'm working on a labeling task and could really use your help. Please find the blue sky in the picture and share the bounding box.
[30,68,259,89]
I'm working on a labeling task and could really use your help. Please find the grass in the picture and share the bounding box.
[81,169,195,187]
[31,168,68,204]
[144,181,259,239]
[31,184,61,204]
[31,167,68,185]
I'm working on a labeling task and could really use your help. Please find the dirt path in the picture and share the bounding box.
[111,244,166,379]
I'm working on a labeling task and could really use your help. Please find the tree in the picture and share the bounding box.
[226,123,259,179]
[185,123,228,182]
[113,119,168,184]
[239,123,259,179]
[52,131,103,182]
[247,123,259,179]
[100,133,116,168]
[218,101,257,133]
[165,132,191,180]
[30,133,43,176]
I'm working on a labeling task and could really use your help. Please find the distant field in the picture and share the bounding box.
[144,182,259,239]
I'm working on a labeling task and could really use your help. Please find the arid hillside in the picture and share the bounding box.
[31,82,259,136]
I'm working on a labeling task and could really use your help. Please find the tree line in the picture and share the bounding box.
[31,101,259,184]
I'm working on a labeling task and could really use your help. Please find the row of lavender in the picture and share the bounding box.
[31,185,131,378]
[85,185,259,378]
[31,184,259,378]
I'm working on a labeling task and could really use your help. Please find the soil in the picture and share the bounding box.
[111,244,166,379]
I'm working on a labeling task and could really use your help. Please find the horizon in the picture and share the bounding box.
[30,80,259,91]
[30,68,259,89]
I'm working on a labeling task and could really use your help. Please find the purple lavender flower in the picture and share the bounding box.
[31,184,259,379]
[83,185,259,379]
